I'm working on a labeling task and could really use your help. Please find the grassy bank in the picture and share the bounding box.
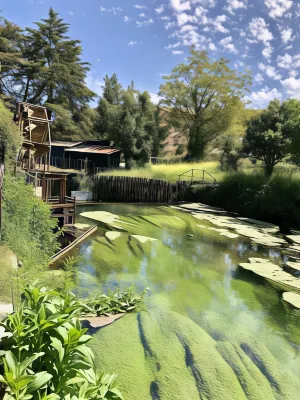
[101,161,225,182]
[100,160,298,183]
[186,170,300,229]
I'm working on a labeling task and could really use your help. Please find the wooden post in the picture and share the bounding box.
[42,175,46,201]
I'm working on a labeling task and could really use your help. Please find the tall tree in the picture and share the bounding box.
[0,16,27,102]
[102,73,123,105]
[17,9,94,122]
[159,47,252,160]
[95,75,166,167]
[243,99,291,176]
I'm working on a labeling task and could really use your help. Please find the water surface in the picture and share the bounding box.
[55,204,300,400]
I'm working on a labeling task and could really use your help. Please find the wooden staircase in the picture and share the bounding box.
[15,102,76,226]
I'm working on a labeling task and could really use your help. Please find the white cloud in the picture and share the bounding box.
[128,41,144,46]
[220,36,238,54]
[226,0,247,15]
[139,13,146,17]
[171,0,191,12]
[277,53,300,69]
[258,62,281,80]
[172,50,184,55]
[254,73,264,82]
[281,77,300,99]
[234,60,244,68]
[155,4,165,14]
[209,42,217,51]
[100,7,122,14]
[161,16,170,20]
[136,19,154,27]
[249,17,273,44]
[213,15,229,33]
[180,24,197,32]
[265,0,293,19]
[124,16,132,22]
[280,28,293,43]
[247,87,282,108]
[277,53,292,69]
[165,42,181,49]
[165,21,176,30]
[134,4,147,9]
[177,13,197,26]
[68,11,74,15]
[192,0,216,6]
[262,46,273,60]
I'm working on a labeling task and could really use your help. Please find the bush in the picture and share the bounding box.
[2,174,59,270]
[0,282,124,399]
[188,170,300,227]
[0,100,21,164]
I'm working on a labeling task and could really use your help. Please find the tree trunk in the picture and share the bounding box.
[23,77,30,102]
[188,127,206,160]
[264,162,275,177]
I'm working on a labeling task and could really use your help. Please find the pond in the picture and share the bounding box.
[54,203,300,400]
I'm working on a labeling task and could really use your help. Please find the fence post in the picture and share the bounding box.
[202,170,204,184]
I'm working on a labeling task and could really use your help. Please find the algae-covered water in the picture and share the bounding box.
[55,204,300,400]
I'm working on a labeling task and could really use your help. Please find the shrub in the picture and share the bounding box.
[0,282,125,399]
[189,170,300,227]
[2,174,60,270]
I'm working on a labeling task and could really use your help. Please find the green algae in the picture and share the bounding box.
[55,203,300,399]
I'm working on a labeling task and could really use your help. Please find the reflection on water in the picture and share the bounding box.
[54,204,300,400]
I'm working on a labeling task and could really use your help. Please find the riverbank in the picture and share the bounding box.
[183,171,300,229]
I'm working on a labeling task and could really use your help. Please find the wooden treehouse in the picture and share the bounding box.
[15,102,76,226]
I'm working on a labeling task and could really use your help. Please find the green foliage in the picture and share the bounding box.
[190,170,300,227]
[88,286,148,316]
[244,99,293,176]
[219,134,242,172]
[0,282,123,399]
[95,75,167,168]
[0,9,96,140]
[0,100,21,164]
[2,174,59,270]
[0,15,27,101]
[72,173,92,191]
[159,47,252,160]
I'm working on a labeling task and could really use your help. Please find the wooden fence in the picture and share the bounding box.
[93,175,176,202]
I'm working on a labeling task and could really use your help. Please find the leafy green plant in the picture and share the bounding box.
[0,282,124,399]
[87,286,148,316]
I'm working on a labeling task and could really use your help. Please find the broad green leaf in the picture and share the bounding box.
[27,372,52,393]
[5,351,18,377]
[19,353,44,374]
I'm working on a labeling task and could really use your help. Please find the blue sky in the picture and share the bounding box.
[1,0,300,108]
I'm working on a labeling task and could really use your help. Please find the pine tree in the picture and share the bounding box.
[23,8,95,113]
[102,73,123,105]
[0,16,26,101]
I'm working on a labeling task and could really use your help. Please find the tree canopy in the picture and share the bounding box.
[0,8,96,140]
[243,99,295,175]
[95,74,167,168]
[159,48,252,160]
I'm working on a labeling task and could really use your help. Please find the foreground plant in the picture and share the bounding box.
[0,283,127,399]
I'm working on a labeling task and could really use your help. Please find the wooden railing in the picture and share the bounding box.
[178,169,217,185]
[47,196,76,225]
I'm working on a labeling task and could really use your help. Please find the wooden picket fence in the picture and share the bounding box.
[92,175,175,202]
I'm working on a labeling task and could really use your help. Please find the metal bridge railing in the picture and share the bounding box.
[178,169,217,185]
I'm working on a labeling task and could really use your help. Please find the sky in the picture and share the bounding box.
[1,0,300,108]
